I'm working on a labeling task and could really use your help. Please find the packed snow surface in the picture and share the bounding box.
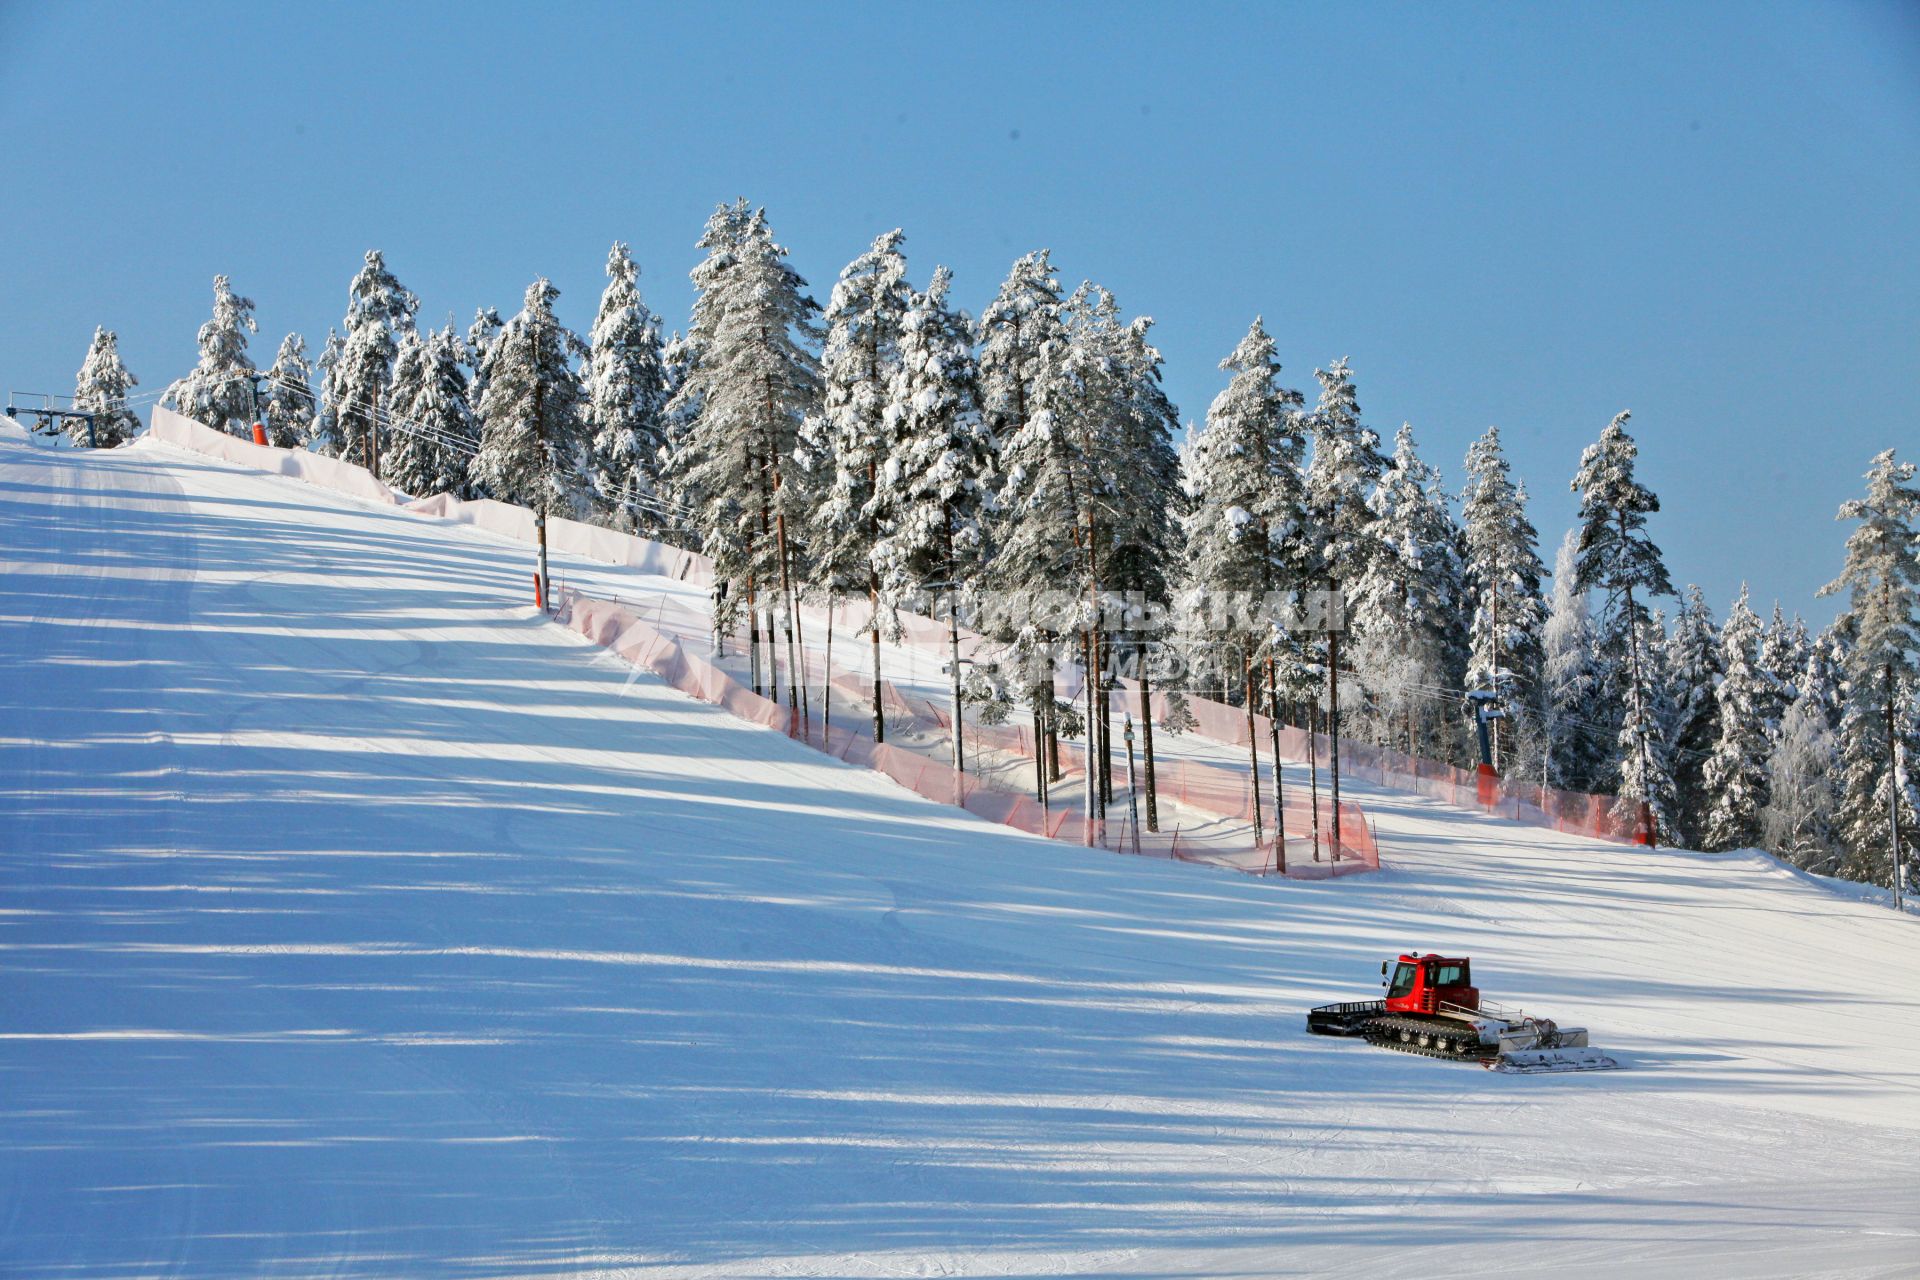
[2,434,1917,1279]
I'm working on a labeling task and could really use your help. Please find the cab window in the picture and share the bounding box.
[1387,962,1417,997]
[1434,963,1465,986]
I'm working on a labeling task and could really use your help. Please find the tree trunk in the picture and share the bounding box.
[1887,650,1905,910]
[1138,638,1159,833]
[949,588,965,775]
[1083,630,1099,846]
[1308,699,1322,860]
[1034,701,1049,810]
[1246,648,1264,847]
[1267,652,1285,865]
[823,606,834,740]
[1329,625,1343,854]
[870,577,885,744]
[748,575,761,696]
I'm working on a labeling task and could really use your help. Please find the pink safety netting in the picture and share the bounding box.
[563,591,1376,877]
[147,406,1626,852]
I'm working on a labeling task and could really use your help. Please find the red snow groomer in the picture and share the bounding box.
[1308,954,1620,1074]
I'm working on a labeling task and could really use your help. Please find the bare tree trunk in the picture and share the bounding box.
[1083,630,1099,847]
[1138,638,1159,833]
[1246,647,1264,847]
[870,581,885,744]
[1329,625,1343,855]
[748,574,761,696]
[1267,652,1285,867]
[1309,699,1322,860]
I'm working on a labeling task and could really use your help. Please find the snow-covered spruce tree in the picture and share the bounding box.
[1570,411,1674,839]
[586,242,670,533]
[1755,604,1806,736]
[671,202,822,710]
[1818,449,1920,890]
[259,333,313,449]
[977,249,1072,788]
[163,274,258,434]
[1615,610,1682,841]
[652,330,699,548]
[1460,426,1546,769]
[466,307,504,413]
[310,328,347,454]
[385,325,479,499]
[1665,584,1723,845]
[798,229,910,734]
[70,328,140,446]
[872,266,993,765]
[471,279,587,512]
[1761,690,1843,874]
[1541,528,1610,791]
[1801,621,1849,733]
[334,250,419,474]
[1350,423,1467,759]
[1700,586,1769,851]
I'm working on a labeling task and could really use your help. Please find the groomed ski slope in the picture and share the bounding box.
[2,430,1917,1280]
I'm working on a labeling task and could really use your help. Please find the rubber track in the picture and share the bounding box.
[1361,1015,1493,1065]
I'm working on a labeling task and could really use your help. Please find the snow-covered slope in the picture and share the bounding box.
[2,434,1916,1279]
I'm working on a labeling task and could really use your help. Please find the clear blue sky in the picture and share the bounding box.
[3,0,1915,624]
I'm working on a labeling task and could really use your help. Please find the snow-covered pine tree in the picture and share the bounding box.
[1177,317,1305,699]
[1305,357,1386,835]
[385,325,479,499]
[1350,423,1468,759]
[1701,586,1769,851]
[871,266,993,767]
[163,274,258,434]
[471,279,587,511]
[70,328,140,446]
[586,242,671,533]
[873,266,991,609]
[259,333,314,449]
[1665,584,1723,845]
[1541,528,1609,791]
[311,328,347,454]
[1614,610,1682,842]
[1570,411,1674,841]
[1460,426,1546,769]
[335,250,420,475]
[977,250,1072,790]
[1306,358,1386,594]
[797,229,910,733]
[1071,293,1185,825]
[1818,449,1920,891]
[670,202,822,710]
[1761,690,1843,874]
